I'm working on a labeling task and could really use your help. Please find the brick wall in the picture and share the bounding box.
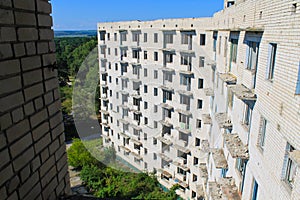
[0,0,70,199]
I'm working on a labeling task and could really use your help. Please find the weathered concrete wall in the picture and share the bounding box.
[0,0,70,199]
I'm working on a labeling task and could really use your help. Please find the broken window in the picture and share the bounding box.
[282,143,297,188]
[266,43,277,80]
[246,41,259,70]
[258,117,267,150]
[230,39,238,63]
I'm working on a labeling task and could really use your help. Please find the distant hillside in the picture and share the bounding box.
[54,30,97,38]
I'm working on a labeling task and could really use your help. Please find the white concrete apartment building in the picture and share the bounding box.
[97,0,300,199]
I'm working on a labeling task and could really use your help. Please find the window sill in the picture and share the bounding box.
[281,180,293,194]
[240,122,250,132]
[256,145,264,154]
[245,68,256,74]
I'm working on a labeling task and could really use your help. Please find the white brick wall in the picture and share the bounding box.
[0,0,70,199]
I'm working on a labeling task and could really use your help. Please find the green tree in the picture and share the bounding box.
[67,138,99,168]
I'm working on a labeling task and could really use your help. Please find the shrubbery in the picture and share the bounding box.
[67,138,180,199]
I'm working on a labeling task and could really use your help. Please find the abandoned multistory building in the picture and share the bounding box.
[98,0,300,199]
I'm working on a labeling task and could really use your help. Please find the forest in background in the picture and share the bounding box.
[55,36,99,140]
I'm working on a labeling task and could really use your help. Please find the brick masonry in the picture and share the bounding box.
[0,0,70,199]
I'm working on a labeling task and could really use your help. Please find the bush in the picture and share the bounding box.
[67,138,99,168]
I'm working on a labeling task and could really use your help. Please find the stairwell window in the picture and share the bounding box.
[197,99,203,109]
[114,33,117,41]
[282,143,297,189]
[200,34,206,45]
[295,62,300,95]
[154,88,158,96]
[257,117,267,151]
[154,70,158,79]
[230,39,238,63]
[154,33,158,43]
[196,119,202,128]
[198,78,204,89]
[144,33,147,42]
[266,43,277,80]
[213,33,217,52]
[144,51,147,60]
[199,56,205,67]
[195,138,200,146]
[154,52,158,61]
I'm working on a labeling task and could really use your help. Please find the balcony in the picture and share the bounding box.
[161,67,175,74]
[173,144,190,154]
[99,109,109,115]
[200,140,210,153]
[161,48,176,54]
[131,151,143,160]
[204,88,214,96]
[199,163,208,179]
[176,103,191,111]
[160,119,173,128]
[158,169,172,180]
[175,122,191,135]
[131,59,141,66]
[101,134,110,141]
[223,133,249,159]
[130,138,142,146]
[119,119,130,126]
[177,90,193,98]
[156,136,172,146]
[160,103,173,111]
[179,84,191,91]
[219,72,237,85]
[214,112,232,129]
[227,84,256,101]
[179,66,194,76]
[174,173,187,182]
[177,139,188,148]
[160,85,174,93]
[100,92,108,99]
[120,145,131,153]
[158,153,172,162]
[211,148,228,169]
[202,114,212,125]
[179,49,195,55]
[208,178,241,200]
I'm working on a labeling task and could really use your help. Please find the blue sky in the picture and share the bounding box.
[51,0,224,30]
